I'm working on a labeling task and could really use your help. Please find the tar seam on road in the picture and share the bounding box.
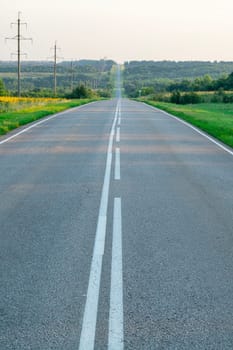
[78,100,120,350]
[108,198,124,350]
[144,103,233,157]
[0,101,96,146]
[115,148,121,180]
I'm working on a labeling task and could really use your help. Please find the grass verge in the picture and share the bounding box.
[0,99,98,136]
[141,100,233,149]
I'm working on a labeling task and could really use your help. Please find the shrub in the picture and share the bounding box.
[181,92,201,104]
[68,84,95,99]
[170,91,201,104]
[0,79,7,96]
[170,91,181,104]
[222,94,233,103]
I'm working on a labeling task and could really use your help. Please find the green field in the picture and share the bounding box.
[142,101,233,148]
[0,99,98,136]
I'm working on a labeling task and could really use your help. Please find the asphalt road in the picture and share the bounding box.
[0,96,233,349]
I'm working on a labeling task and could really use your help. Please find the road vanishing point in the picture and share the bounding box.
[1,72,233,349]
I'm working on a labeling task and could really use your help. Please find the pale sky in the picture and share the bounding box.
[1,0,233,62]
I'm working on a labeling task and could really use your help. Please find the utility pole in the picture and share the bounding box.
[70,60,75,91]
[5,12,32,97]
[53,41,57,96]
[53,41,57,97]
[98,56,107,88]
[50,41,62,97]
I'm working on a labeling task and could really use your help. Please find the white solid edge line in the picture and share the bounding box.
[115,148,121,180]
[78,100,120,350]
[108,197,124,350]
[143,102,233,157]
[0,100,97,146]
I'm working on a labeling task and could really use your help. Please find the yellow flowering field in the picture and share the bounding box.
[0,96,64,113]
[0,96,61,103]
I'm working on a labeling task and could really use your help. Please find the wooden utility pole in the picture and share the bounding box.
[5,12,32,97]
[50,41,62,97]
[54,41,57,96]
[70,60,75,91]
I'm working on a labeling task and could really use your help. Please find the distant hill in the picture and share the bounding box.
[0,59,116,94]
[123,60,233,96]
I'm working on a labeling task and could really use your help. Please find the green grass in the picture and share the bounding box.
[142,100,233,149]
[0,99,98,136]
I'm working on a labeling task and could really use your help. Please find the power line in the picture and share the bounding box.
[5,12,32,97]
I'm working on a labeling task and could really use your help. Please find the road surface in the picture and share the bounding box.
[0,96,233,349]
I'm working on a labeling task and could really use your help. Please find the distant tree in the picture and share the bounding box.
[97,89,111,98]
[224,72,233,89]
[123,82,138,98]
[141,86,155,96]
[202,75,213,90]
[169,79,192,92]
[192,75,213,91]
